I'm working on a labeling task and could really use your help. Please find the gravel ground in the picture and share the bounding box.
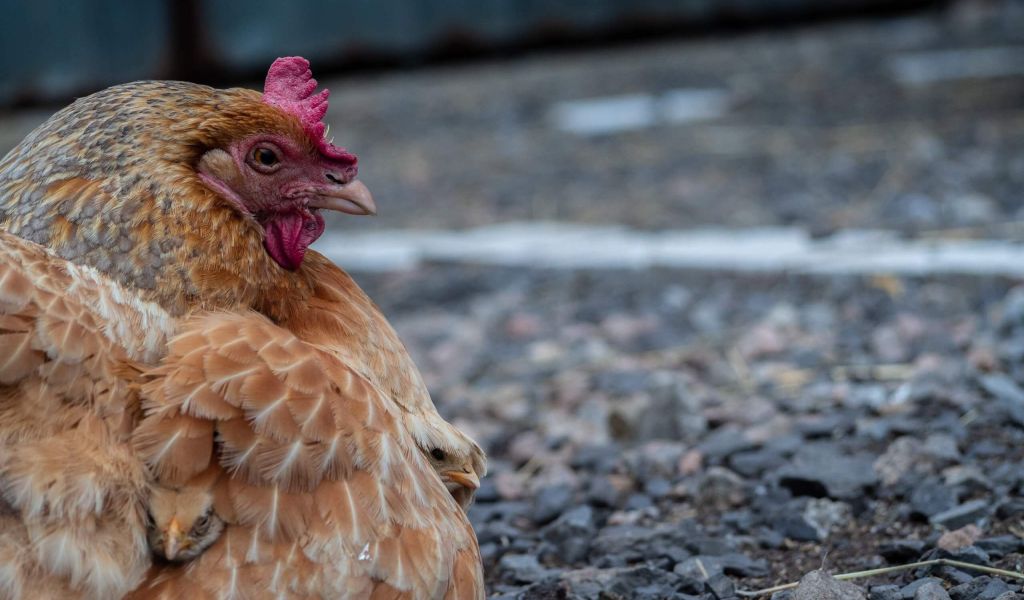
[355,266,1024,598]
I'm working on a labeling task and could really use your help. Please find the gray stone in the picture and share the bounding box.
[698,426,756,459]
[997,498,1024,519]
[928,544,992,566]
[776,513,826,542]
[591,523,697,566]
[625,493,655,510]
[625,441,688,481]
[731,448,787,477]
[910,482,959,520]
[498,553,551,584]
[706,570,735,598]
[803,498,852,539]
[532,484,574,525]
[978,373,1024,426]
[870,585,902,600]
[778,445,878,500]
[476,521,525,546]
[901,578,946,598]
[541,505,594,564]
[644,477,673,499]
[475,478,501,503]
[929,500,990,529]
[556,566,693,600]
[697,466,749,508]
[936,566,973,587]
[949,576,1012,600]
[586,475,625,508]
[702,553,770,578]
[792,569,866,599]
[914,581,951,600]
[879,539,927,563]
[979,373,1024,405]
[976,535,1024,559]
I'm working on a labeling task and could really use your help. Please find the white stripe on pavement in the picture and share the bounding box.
[889,47,1024,85]
[315,222,1024,276]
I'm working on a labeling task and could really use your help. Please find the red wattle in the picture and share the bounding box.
[264,211,322,270]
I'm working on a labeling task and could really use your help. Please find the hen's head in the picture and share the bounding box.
[194,57,374,271]
[0,56,373,278]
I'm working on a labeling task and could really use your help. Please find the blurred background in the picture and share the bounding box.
[3,0,1024,241]
[6,1,1024,595]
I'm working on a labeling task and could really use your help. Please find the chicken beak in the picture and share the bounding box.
[163,517,187,561]
[310,180,376,216]
[443,470,480,491]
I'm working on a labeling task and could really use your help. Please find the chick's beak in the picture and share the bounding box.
[309,180,376,216]
[443,470,480,491]
[163,517,188,561]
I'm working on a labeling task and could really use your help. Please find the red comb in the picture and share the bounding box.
[263,57,357,168]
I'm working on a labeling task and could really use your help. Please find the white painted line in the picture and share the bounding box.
[550,94,656,136]
[315,222,1024,276]
[550,88,730,136]
[888,47,1024,85]
[661,89,732,124]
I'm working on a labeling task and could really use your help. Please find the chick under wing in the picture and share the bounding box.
[129,311,484,599]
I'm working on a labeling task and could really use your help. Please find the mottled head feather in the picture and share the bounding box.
[263,56,358,167]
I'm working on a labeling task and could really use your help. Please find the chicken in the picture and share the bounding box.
[0,56,487,598]
[146,469,225,562]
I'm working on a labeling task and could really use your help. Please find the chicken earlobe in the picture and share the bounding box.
[196,149,251,216]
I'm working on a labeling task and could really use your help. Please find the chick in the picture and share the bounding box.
[144,440,478,565]
[146,481,224,562]
[142,407,484,565]
[426,446,482,509]
[409,413,487,510]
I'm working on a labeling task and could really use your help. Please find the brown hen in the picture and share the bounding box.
[0,58,486,599]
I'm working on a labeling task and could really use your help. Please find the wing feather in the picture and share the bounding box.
[132,409,214,485]
[132,311,484,599]
[0,231,177,598]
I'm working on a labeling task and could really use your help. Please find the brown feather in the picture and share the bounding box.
[132,411,214,486]
[0,232,175,598]
[130,311,485,598]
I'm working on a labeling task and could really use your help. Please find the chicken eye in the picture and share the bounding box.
[252,147,279,167]
[430,448,446,461]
